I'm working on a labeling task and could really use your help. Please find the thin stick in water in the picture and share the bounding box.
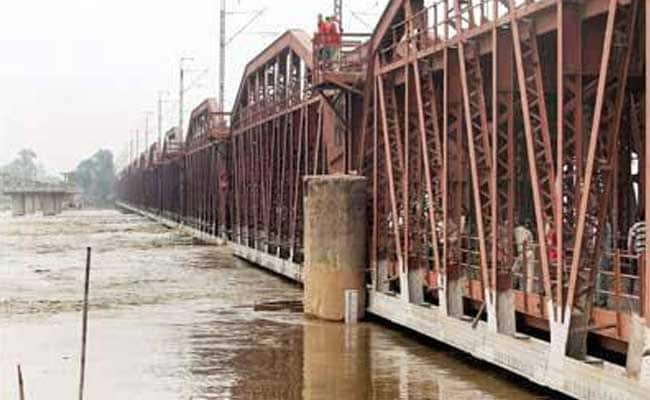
[78,247,92,400]
[17,364,25,400]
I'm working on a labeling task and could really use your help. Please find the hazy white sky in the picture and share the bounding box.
[0,0,382,174]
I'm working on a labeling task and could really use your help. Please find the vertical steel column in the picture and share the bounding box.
[509,0,557,310]
[645,0,650,324]
[289,105,305,260]
[557,0,584,319]
[378,74,406,297]
[567,0,638,323]
[412,59,443,276]
[277,116,288,253]
[456,0,493,302]
[445,47,466,317]
[403,57,412,300]
[494,28,515,294]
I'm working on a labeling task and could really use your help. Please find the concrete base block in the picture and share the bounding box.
[487,295,498,333]
[303,176,367,322]
[407,268,424,305]
[496,290,516,335]
[376,260,390,293]
[446,277,464,318]
[399,270,409,302]
[115,202,229,247]
[549,305,570,364]
[368,290,648,400]
[231,242,302,282]
[437,273,448,314]
[626,315,650,383]
[566,310,589,360]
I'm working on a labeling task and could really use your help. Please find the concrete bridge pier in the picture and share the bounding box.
[24,194,38,214]
[6,191,68,217]
[40,193,64,216]
[55,194,64,214]
[303,175,367,322]
[41,193,55,215]
[11,194,26,216]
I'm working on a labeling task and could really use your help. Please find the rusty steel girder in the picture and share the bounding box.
[115,0,650,362]
[361,0,648,358]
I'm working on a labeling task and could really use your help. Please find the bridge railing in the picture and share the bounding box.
[456,235,645,317]
[377,0,544,67]
[232,85,309,132]
[312,32,370,84]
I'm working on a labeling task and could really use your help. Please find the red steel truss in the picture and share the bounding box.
[365,0,647,359]
[117,0,650,363]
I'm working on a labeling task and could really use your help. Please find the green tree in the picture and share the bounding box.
[75,150,115,204]
[1,149,38,180]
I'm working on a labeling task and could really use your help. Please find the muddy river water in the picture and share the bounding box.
[0,210,550,399]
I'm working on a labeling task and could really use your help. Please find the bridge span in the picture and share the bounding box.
[1,174,76,216]
[117,1,650,398]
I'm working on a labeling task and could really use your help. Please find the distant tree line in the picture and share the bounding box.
[74,149,115,205]
[0,149,58,183]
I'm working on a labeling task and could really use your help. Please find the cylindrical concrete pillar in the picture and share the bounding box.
[303,175,367,321]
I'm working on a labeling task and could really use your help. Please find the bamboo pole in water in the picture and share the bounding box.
[78,247,92,400]
[17,364,24,400]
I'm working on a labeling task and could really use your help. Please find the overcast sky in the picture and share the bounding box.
[0,0,382,174]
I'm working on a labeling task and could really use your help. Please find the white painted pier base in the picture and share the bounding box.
[230,242,302,283]
[116,202,226,246]
[366,290,649,400]
[116,202,302,282]
[116,202,649,399]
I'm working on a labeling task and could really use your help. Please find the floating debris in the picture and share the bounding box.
[253,300,303,313]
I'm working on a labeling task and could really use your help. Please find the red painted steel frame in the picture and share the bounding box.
[117,0,648,361]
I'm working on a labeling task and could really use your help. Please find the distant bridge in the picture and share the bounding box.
[1,173,77,216]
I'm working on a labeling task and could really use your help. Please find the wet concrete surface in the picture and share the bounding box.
[1,210,551,399]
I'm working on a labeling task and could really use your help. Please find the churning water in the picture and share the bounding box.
[0,209,549,399]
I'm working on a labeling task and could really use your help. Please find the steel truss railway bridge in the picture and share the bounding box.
[117,1,650,398]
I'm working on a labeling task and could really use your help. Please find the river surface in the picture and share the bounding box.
[0,209,550,399]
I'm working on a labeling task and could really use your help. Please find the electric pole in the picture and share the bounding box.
[334,0,343,28]
[179,62,184,142]
[143,111,153,151]
[144,114,149,151]
[135,129,140,158]
[157,91,168,147]
[179,57,193,143]
[219,0,226,113]
[217,3,265,114]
